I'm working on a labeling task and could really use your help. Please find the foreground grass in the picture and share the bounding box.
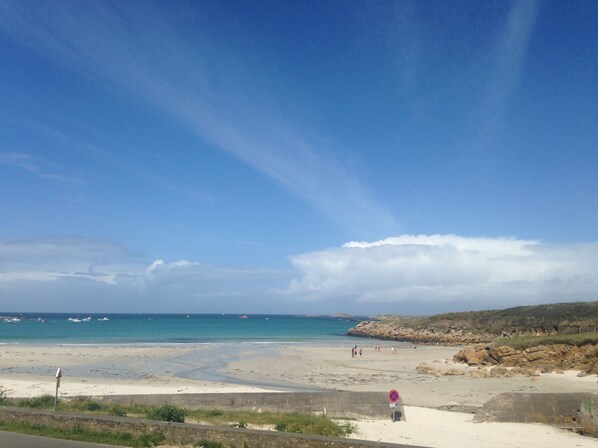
[0,420,164,447]
[4,395,354,437]
[494,331,598,350]
[187,409,354,437]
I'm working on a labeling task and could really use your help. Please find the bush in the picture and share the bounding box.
[0,387,9,405]
[107,404,127,417]
[146,404,186,422]
[139,433,165,447]
[18,395,55,409]
[194,440,227,448]
[230,421,247,428]
[65,397,104,412]
[86,402,102,411]
[206,409,223,417]
[274,413,353,437]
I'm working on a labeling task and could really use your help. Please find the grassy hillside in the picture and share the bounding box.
[378,301,598,336]
[494,332,598,349]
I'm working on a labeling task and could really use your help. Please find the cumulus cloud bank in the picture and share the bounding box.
[286,234,598,309]
[1,235,596,313]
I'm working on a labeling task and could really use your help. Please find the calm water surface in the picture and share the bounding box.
[0,313,360,344]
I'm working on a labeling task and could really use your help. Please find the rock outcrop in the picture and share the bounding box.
[454,343,598,375]
[348,320,493,345]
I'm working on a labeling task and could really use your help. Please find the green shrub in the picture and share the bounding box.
[495,332,598,350]
[0,387,9,405]
[139,432,164,447]
[86,402,102,411]
[65,396,105,412]
[146,404,186,422]
[107,404,127,417]
[194,440,227,448]
[206,409,223,416]
[230,420,247,428]
[17,395,55,409]
[338,422,355,435]
[274,413,353,437]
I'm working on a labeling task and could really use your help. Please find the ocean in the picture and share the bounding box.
[0,313,359,344]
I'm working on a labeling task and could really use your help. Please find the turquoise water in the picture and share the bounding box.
[0,313,359,344]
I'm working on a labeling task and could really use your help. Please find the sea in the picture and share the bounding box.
[0,313,360,345]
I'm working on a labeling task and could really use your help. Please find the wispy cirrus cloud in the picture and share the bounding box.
[471,0,539,152]
[0,237,290,313]
[0,151,80,183]
[0,0,395,235]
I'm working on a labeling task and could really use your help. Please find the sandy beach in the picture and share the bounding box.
[1,342,596,447]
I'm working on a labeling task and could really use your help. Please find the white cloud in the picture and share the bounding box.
[0,237,139,285]
[1,235,596,314]
[285,234,598,309]
[0,237,289,313]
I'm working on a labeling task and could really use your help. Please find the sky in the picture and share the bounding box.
[1,0,597,315]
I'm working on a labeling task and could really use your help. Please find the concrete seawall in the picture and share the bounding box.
[475,392,598,436]
[94,391,398,420]
[580,394,598,436]
[0,407,419,448]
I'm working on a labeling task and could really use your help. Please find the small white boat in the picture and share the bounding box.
[98,317,109,321]
[82,317,91,322]
[68,317,82,323]
[3,317,20,323]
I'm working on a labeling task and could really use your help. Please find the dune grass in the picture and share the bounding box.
[186,409,354,436]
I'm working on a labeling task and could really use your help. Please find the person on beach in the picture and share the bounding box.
[351,346,355,358]
[359,347,362,356]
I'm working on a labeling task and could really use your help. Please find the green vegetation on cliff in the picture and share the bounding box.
[494,331,598,350]
[377,301,598,336]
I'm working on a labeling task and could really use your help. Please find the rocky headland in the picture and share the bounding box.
[347,320,493,345]
[453,343,598,376]
[348,301,598,345]
[348,301,598,376]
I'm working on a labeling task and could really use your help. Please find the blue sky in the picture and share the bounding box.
[1,0,597,314]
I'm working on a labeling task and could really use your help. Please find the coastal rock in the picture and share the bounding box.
[466,369,489,378]
[416,364,443,376]
[454,343,598,375]
[488,366,510,378]
[348,321,494,345]
[453,347,495,366]
[416,363,468,377]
